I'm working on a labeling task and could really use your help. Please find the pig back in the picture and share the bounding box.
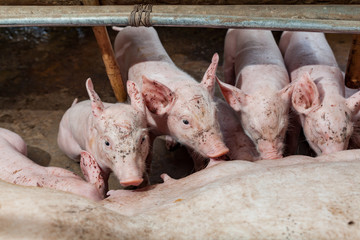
[226,29,286,76]
[280,31,339,73]
[0,128,27,155]
[114,26,174,82]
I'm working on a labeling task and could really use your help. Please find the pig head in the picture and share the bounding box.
[280,31,360,155]
[141,64,228,159]
[291,71,360,155]
[58,78,149,187]
[187,97,259,170]
[217,78,293,159]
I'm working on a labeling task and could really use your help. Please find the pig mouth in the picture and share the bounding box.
[210,154,231,161]
[206,148,229,159]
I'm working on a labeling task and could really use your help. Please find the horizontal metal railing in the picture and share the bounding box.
[0,5,359,33]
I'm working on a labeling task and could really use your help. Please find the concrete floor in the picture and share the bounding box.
[0,27,353,189]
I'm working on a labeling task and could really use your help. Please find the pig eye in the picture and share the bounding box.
[105,141,110,147]
[141,136,146,144]
[182,119,189,125]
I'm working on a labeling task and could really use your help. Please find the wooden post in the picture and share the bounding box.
[345,35,360,89]
[82,0,127,102]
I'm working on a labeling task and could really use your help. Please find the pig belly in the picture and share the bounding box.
[1,150,360,239]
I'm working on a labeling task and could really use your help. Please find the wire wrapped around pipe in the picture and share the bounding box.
[129,4,152,27]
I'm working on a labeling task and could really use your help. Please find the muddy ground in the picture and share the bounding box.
[0,27,353,189]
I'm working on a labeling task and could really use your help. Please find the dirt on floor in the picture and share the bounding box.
[0,27,353,189]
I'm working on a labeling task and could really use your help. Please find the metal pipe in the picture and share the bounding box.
[0,5,360,33]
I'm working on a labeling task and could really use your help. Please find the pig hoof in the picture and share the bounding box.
[160,173,174,183]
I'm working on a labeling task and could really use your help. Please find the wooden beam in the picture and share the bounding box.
[82,0,127,102]
[345,35,360,89]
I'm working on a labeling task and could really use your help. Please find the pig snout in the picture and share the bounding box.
[199,134,229,158]
[114,160,144,187]
[257,140,283,160]
[320,143,348,156]
[120,178,143,187]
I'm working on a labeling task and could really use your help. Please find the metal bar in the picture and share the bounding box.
[0,0,358,5]
[0,5,360,33]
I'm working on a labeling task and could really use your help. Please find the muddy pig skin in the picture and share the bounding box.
[217,29,293,159]
[279,32,360,155]
[345,87,360,149]
[188,97,259,170]
[114,26,229,159]
[1,150,360,239]
[0,128,103,201]
[57,78,149,187]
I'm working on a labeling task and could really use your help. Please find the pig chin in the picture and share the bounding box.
[317,142,349,156]
[194,138,229,158]
[257,140,283,160]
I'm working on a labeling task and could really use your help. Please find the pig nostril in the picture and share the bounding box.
[120,178,143,187]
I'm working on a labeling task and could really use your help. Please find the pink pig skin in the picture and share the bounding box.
[57,78,149,187]
[218,29,293,160]
[345,87,360,149]
[1,150,360,239]
[189,97,259,170]
[114,26,229,159]
[279,31,360,156]
[0,128,103,201]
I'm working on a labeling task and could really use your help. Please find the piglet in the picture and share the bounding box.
[114,26,229,160]
[279,32,360,155]
[57,78,149,187]
[0,127,103,201]
[217,29,293,159]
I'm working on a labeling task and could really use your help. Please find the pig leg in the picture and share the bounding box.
[80,151,106,197]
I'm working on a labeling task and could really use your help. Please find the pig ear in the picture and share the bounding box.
[278,83,294,102]
[141,75,175,115]
[346,90,360,119]
[127,80,146,114]
[200,53,219,96]
[80,151,105,198]
[86,78,104,118]
[216,76,247,111]
[292,73,320,115]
